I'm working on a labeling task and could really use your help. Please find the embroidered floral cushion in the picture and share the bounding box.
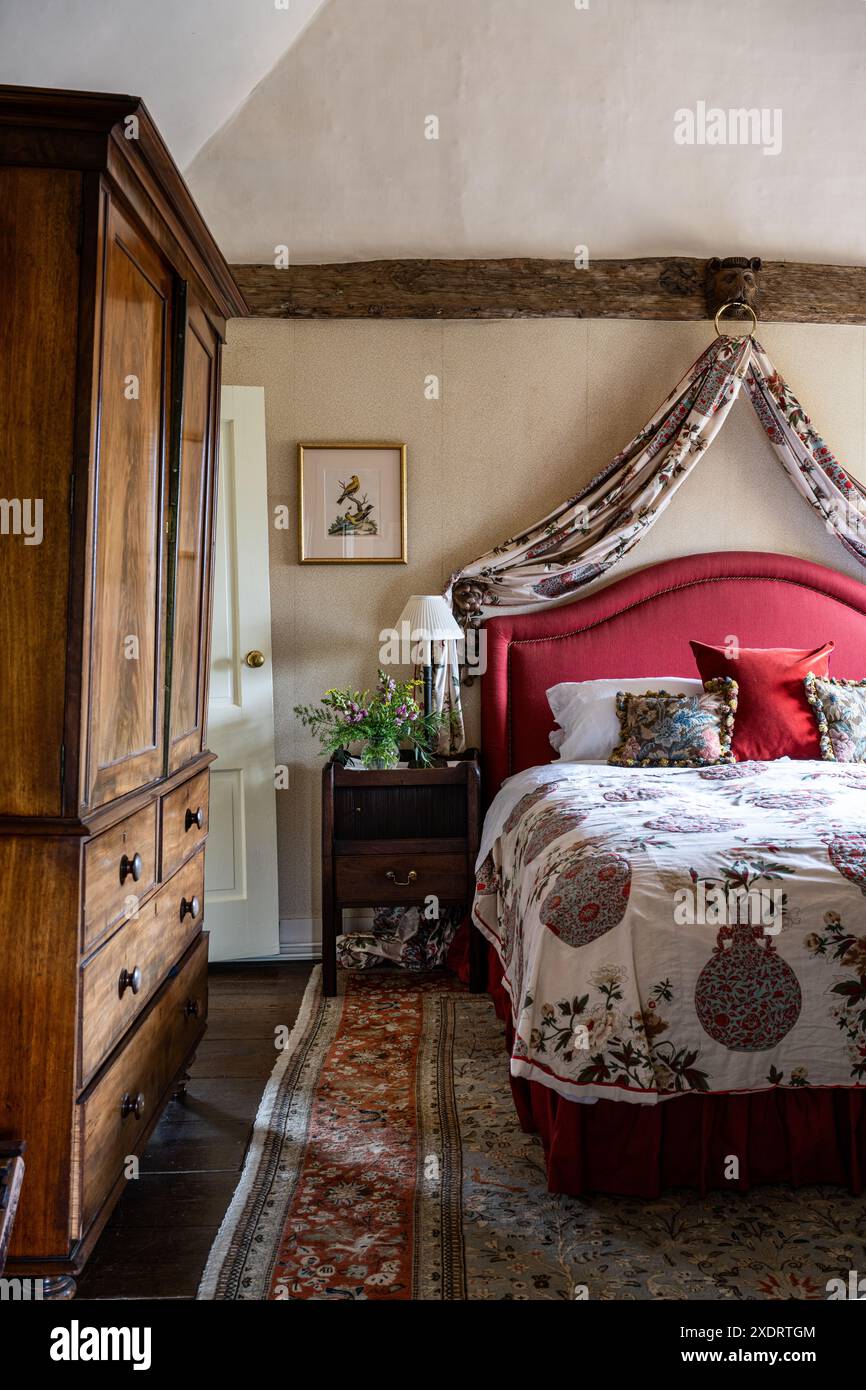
[547,676,703,762]
[804,673,866,762]
[608,679,738,767]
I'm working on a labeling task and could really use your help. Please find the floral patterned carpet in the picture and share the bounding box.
[198,968,866,1301]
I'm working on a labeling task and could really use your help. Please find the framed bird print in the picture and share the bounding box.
[298,443,408,564]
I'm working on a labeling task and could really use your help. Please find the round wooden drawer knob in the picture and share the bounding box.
[179,895,200,923]
[118,965,142,997]
[185,998,201,1019]
[119,851,143,884]
[120,1091,145,1120]
[185,807,204,832]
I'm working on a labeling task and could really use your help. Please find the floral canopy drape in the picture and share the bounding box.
[438,332,866,752]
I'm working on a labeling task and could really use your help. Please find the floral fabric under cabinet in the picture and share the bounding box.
[337,904,464,971]
[472,759,866,1105]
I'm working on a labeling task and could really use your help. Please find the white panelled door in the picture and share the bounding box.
[205,385,280,959]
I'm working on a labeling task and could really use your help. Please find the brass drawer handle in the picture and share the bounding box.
[118,965,142,997]
[119,851,142,884]
[120,1091,145,1120]
[185,998,201,1019]
[185,806,204,832]
[385,869,417,887]
[180,895,200,923]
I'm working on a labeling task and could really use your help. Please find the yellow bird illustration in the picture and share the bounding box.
[344,495,374,527]
[336,474,361,505]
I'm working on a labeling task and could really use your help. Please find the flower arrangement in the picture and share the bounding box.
[294,670,444,768]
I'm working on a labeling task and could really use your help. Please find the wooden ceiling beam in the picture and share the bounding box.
[231,256,866,323]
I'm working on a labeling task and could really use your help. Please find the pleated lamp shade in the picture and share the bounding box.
[396,594,463,665]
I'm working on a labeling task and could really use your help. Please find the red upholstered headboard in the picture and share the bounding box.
[480,550,866,800]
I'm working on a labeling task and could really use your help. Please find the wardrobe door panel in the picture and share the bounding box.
[0,167,80,816]
[167,298,219,772]
[86,198,173,807]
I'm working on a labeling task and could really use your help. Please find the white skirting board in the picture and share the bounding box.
[278,910,374,960]
[208,913,374,964]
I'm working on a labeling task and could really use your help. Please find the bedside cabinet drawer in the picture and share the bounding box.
[82,802,158,954]
[335,851,468,904]
[78,933,208,1232]
[161,769,209,879]
[79,849,206,1087]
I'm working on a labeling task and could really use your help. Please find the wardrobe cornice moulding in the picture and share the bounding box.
[231,256,866,323]
[0,83,248,319]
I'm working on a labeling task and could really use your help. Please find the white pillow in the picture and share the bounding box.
[547,677,704,762]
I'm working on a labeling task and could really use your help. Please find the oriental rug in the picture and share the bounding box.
[198,968,866,1301]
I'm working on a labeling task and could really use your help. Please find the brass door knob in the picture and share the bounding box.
[245,650,266,668]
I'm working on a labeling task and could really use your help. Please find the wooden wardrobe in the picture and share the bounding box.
[0,86,246,1297]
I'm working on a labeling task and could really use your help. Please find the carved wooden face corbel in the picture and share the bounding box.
[705,256,762,319]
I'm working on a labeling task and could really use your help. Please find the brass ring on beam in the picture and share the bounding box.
[714,300,758,338]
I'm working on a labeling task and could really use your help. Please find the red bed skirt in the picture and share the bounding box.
[452,932,866,1197]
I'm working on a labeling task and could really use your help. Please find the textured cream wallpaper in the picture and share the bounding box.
[221,319,866,951]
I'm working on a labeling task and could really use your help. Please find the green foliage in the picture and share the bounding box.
[294,669,446,768]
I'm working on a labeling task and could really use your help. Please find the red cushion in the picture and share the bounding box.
[689,640,834,761]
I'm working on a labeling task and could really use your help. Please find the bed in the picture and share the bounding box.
[473,549,866,1196]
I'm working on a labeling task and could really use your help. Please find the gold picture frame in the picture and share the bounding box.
[298,442,408,564]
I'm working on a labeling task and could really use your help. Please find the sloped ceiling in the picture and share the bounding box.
[186,0,866,266]
[3,0,866,267]
[0,0,330,168]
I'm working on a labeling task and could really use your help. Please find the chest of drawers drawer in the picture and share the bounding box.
[78,932,208,1233]
[162,769,209,880]
[79,848,205,1087]
[82,802,158,954]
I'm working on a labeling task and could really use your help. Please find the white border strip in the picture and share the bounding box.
[197,964,324,1299]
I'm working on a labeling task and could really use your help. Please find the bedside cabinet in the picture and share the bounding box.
[321,750,484,995]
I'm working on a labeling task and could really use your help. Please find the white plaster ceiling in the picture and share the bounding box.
[4,0,866,267]
[0,0,330,168]
[186,0,866,265]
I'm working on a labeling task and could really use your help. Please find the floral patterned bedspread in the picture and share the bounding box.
[473,759,866,1106]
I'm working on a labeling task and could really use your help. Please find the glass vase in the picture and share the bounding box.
[362,744,401,770]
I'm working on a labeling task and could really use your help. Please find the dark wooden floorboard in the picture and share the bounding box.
[193,1036,284,1078]
[74,1225,224,1300]
[76,961,313,1301]
[108,1171,242,1228]
[206,989,310,1040]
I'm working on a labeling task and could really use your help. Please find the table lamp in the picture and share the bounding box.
[395,594,464,721]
